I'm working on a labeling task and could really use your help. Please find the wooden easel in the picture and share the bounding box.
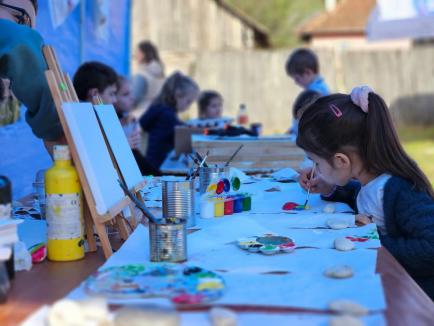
[42,45,146,258]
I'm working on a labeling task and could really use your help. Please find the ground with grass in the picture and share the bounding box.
[399,127,434,185]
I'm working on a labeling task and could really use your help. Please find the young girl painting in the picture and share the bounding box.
[139,72,199,169]
[297,86,434,300]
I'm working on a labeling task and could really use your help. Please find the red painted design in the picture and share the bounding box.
[282,202,299,210]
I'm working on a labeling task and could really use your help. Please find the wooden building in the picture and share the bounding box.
[131,0,269,54]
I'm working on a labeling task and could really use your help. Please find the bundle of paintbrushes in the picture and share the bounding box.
[118,179,181,225]
[186,151,209,180]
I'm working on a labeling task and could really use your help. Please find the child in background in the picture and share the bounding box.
[285,48,330,96]
[289,89,321,135]
[139,71,199,169]
[73,63,160,176]
[198,90,223,120]
[132,40,165,118]
[297,86,434,300]
[73,61,118,104]
[115,76,161,176]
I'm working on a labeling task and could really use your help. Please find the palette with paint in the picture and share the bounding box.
[237,234,296,255]
[85,264,225,304]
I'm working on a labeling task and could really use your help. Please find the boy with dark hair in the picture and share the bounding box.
[73,61,118,103]
[285,48,330,96]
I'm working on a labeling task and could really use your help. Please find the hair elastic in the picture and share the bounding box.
[329,104,342,118]
[350,85,373,113]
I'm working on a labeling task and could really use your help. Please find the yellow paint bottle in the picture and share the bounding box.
[45,145,84,261]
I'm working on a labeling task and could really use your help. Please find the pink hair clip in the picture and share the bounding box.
[329,104,342,117]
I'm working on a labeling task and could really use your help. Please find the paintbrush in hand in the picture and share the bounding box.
[224,144,244,167]
[303,164,316,208]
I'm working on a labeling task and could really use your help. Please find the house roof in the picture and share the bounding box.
[214,0,270,47]
[297,0,376,40]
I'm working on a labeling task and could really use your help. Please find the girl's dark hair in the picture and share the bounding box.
[138,41,161,64]
[198,90,222,118]
[153,71,198,110]
[296,92,434,198]
[73,61,118,101]
[292,90,321,119]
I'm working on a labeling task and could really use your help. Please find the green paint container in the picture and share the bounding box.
[242,194,251,211]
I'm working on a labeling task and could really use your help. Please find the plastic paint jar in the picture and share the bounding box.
[200,197,214,219]
[214,198,224,217]
[224,197,234,215]
[233,195,244,213]
[242,195,251,211]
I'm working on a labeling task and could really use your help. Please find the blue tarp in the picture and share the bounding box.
[1,0,131,199]
[37,0,131,76]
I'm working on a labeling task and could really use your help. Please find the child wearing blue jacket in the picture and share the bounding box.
[139,72,199,169]
[297,86,434,300]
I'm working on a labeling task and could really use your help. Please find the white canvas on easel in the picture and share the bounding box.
[93,105,143,189]
[62,102,124,215]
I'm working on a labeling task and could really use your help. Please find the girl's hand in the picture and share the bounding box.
[355,214,373,226]
[297,167,335,195]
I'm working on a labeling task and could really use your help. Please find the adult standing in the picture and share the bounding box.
[0,0,64,153]
[131,40,165,119]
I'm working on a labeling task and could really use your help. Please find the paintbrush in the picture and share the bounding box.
[191,151,210,180]
[118,179,161,224]
[303,164,316,208]
[189,153,200,166]
[185,167,195,180]
[224,144,244,167]
[195,152,209,168]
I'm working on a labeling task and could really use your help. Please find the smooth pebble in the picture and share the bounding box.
[324,265,354,279]
[334,237,355,251]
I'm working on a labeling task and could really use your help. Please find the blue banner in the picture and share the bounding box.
[36,0,131,76]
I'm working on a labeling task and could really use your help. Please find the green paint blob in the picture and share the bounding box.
[231,177,241,191]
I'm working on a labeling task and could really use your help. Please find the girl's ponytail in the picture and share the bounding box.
[364,93,434,198]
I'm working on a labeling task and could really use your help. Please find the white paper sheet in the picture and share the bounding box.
[188,247,378,275]
[215,272,385,311]
[22,304,387,326]
[67,225,385,312]
[21,305,386,326]
[192,215,380,250]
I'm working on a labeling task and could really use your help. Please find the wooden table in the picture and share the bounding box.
[1,246,433,326]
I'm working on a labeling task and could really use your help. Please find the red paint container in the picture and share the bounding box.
[224,197,234,215]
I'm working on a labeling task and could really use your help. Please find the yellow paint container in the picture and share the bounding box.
[213,198,224,217]
[45,145,84,261]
